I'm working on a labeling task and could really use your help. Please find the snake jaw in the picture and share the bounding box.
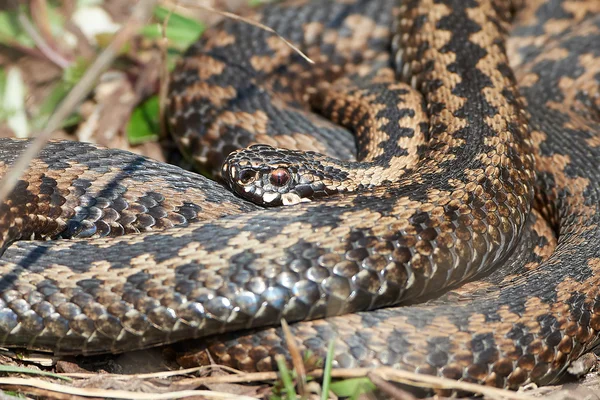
[281,192,308,206]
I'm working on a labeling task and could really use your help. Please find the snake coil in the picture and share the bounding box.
[0,0,597,394]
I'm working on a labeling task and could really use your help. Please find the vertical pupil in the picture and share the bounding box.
[270,169,290,186]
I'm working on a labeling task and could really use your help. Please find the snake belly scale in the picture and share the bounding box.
[0,0,597,393]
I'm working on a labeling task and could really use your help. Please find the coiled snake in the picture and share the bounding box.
[0,0,598,393]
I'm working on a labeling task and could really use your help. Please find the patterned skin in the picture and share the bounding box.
[0,0,596,394]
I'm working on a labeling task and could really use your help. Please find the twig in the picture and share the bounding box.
[157,8,173,139]
[29,0,73,64]
[17,9,71,69]
[0,377,259,400]
[0,35,50,61]
[0,0,158,207]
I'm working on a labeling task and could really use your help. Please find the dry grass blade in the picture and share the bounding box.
[28,0,72,67]
[172,371,279,387]
[281,319,307,397]
[17,6,71,69]
[374,368,538,400]
[367,371,418,400]
[60,365,245,379]
[0,377,259,400]
[0,0,158,206]
[163,0,314,64]
[172,367,540,399]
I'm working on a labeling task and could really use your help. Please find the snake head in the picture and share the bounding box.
[221,144,346,206]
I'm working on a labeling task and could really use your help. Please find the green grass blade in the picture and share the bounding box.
[0,365,72,382]
[141,6,205,50]
[275,355,297,400]
[126,95,160,144]
[320,339,336,400]
[329,377,375,399]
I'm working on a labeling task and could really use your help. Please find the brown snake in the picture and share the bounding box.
[0,0,598,394]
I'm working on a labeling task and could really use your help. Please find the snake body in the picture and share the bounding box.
[0,0,598,393]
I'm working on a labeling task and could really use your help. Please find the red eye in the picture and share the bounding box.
[238,169,257,185]
[270,168,290,186]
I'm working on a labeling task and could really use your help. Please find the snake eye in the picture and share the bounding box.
[238,169,257,185]
[270,168,290,187]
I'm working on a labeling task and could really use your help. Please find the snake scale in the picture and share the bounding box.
[0,0,598,393]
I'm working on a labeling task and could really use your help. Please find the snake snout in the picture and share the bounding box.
[221,145,336,207]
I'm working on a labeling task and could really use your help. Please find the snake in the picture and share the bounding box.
[0,0,597,394]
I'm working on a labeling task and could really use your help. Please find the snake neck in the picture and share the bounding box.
[221,76,431,206]
[221,145,392,206]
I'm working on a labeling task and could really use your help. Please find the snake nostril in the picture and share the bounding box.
[270,168,291,187]
[238,169,257,185]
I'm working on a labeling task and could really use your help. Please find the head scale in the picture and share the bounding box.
[221,144,341,206]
